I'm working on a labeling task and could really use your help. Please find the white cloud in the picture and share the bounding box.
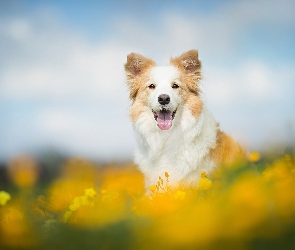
[203,60,285,107]
[226,0,295,24]
[0,9,136,160]
[3,18,32,41]
[0,36,130,101]
[243,62,275,99]
[34,108,135,160]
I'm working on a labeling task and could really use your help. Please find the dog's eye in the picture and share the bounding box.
[148,84,155,89]
[172,83,179,89]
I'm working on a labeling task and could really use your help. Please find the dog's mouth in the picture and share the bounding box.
[152,108,177,130]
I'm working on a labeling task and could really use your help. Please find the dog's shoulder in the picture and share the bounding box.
[209,128,245,165]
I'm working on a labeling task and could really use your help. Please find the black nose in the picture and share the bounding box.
[158,94,170,105]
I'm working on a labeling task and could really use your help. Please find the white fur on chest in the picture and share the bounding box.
[133,106,218,188]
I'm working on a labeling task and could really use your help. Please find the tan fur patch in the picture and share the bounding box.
[129,72,152,122]
[125,53,155,100]
[171,50,203,118]
[170,50,202,83]
[210,129,245,165]
[185,94,203,118]
[125,53,156,121]
[130,99,145,122]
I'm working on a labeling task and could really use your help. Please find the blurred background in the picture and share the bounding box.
[0,0,294,163]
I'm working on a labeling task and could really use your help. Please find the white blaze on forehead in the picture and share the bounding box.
[147,65,181,115]
[149,66,179,89]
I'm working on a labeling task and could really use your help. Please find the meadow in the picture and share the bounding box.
[0,150,295,250]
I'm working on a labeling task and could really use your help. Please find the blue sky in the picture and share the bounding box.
[0,0,295,161]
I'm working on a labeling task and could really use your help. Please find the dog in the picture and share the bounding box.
[124,50,244,189]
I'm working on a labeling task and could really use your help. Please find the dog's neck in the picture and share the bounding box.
[133,105,218,155]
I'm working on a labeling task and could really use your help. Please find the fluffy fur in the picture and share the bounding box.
[125,50,244,189]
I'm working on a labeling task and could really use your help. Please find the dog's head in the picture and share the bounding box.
[125,50,203,130]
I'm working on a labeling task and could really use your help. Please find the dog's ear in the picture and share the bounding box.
[170,50,202,95]
[170,50,201,76]
[125,53,155,78]
[125,53,155,99]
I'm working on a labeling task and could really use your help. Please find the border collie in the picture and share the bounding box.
[125,50,244,189]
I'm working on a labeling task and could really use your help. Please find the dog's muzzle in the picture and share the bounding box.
[152,108,177,130]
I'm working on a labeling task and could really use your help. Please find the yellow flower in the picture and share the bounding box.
[165,172,169,178]
[173,190,187,200]
[198,171,212,190]
[8,155,39,188]
[0,204,36,247]
[198,177,212,190]
[69,197,83,211]
[63,211,72,223]
[149,185,157,192]
[84,188,96,198]
[200,171,207,178]
[228,174,267,231]
[100,189,107,194]
[248,152,261,162]
[0,191,11,206]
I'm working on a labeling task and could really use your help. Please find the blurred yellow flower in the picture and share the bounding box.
[0,203,37,247]
[63,211,72,223]
[69,188,96,212]
[1,154,295,249]
[69,196,86,211]
[200,171,207,178]
[7,155,39,188]
[165,172,169,178]
[263,158,291,182]
[61,158,101,183]
[64,188,97,223]
[198,172,212,190]
[100,189,107,195]
[47,179,95,212]
[100,164,144,195]
[84,188,96,198]
[149,185,157,192]
[248,151,261,162]
[173,190,186,200]
[0,191,11,206]
[227,174,268,233]
[198,178,212,190]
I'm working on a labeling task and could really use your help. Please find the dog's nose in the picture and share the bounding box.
[158,94,170,105]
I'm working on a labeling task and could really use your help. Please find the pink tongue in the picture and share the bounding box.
[157,110,172,130]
